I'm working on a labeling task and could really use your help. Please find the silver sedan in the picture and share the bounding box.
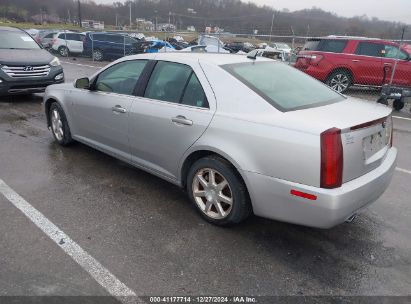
[44,53,397,228]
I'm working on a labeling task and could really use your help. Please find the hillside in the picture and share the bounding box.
[0,0,409,39]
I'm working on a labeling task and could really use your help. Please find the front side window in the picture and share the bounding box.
[222,61,345,112]
[94,60,148,95]
[144,62,192,103]
[384,45,409,60]
[0,31,40,50]
[355,42,384,57]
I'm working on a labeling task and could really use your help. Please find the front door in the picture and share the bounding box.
[70,59,148,161]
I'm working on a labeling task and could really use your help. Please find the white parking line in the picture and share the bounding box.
[0,179,137,302]
[396,167,411,175]
[393,116,411,122]
[60,61,101,69]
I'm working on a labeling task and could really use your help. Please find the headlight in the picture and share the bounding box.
[49,57,61,67]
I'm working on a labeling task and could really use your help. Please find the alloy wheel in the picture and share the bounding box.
[59,47,68,57]
[330,73,350,92]
[51,109,64,141]
[192,168,233,220]
[93,50,103,61]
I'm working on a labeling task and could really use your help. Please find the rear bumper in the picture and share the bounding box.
[242,147,397,228]
[0,67,64,96]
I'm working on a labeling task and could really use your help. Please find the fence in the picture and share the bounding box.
[50,28,411,112]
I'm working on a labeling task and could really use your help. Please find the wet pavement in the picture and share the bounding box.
[0,58,410,299]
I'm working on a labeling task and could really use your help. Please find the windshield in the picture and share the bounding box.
[0,30,40,49]
[222,61,345,112]
[274,43,290,49]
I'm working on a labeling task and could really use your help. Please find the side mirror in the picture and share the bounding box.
[75,77,90,89]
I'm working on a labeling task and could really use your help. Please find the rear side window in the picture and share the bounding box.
[44,33,55,39]
[384,45,409,60]
[355,42,384,57]
[303,39,347,53]
[303,39,321,51]
[181,74,209,108]
[320,40,347,53]
[144,61,208,107]
[222,61,344,112]
[144,62,192,103]
[106,35,123,43]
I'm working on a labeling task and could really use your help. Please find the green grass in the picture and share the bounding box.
[0,21,81,31]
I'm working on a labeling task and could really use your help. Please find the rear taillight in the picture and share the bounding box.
[309,54,324,65]
[321,128,343,189]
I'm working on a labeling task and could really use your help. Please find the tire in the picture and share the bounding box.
[393,99,405,111]
[58,46,69,57]
[49,102,73,146]
[326,70,352,93]
[93,49,104,61]
[187,156,252,226]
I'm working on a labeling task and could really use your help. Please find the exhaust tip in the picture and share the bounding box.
[345,214,358,223]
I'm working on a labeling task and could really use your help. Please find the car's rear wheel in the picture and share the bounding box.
[393,99,405,111]
[58,46,69,57]
[187,156,252,226]
[327,70,352,93]
[49,102,73,146]
[93,49,104,61]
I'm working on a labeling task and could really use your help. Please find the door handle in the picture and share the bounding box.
[352,59,360,62]
[112,105,127,114]
[172,115,193,126]
[384,63,392,66]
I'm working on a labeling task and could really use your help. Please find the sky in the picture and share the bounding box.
[95,0,411,24]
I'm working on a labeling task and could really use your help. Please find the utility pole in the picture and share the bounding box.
[129,1,132,28]
[77,0,82,28]
[269,12,275,43]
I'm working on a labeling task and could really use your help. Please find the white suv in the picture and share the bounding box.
[51,32,85,56]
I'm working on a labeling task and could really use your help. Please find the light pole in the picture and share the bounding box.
[129,1,132,28]
[269,12,275,43]
[78,0,82,28]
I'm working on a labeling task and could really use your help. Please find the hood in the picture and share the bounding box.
[0,49,54,66]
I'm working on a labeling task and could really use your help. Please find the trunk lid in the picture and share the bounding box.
[285,97,393,183]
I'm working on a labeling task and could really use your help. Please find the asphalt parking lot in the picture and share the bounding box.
[0,57,411,302]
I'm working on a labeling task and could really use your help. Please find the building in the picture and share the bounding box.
[81,20,105,30]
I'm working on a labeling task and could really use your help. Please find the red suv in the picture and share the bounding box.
[295,37,411,93]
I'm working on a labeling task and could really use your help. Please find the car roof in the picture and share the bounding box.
[0,26,24,32]
[122,52,273,66]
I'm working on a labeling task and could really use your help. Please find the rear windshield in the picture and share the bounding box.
[222,61,345,112]
[303,39,347,53]
[0,30,40,49]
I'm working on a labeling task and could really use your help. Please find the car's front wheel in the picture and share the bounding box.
[187,156,252,226]
[393,99,405,111]
[58,46,69,57]
[49,102,73,146]
[327,70,352,93]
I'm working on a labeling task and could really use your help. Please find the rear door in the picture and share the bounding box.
[129,60,216,180]
[352,41,384,85]
[381,43,411,87]
[69,33,84,53]
[70,59,148,161]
